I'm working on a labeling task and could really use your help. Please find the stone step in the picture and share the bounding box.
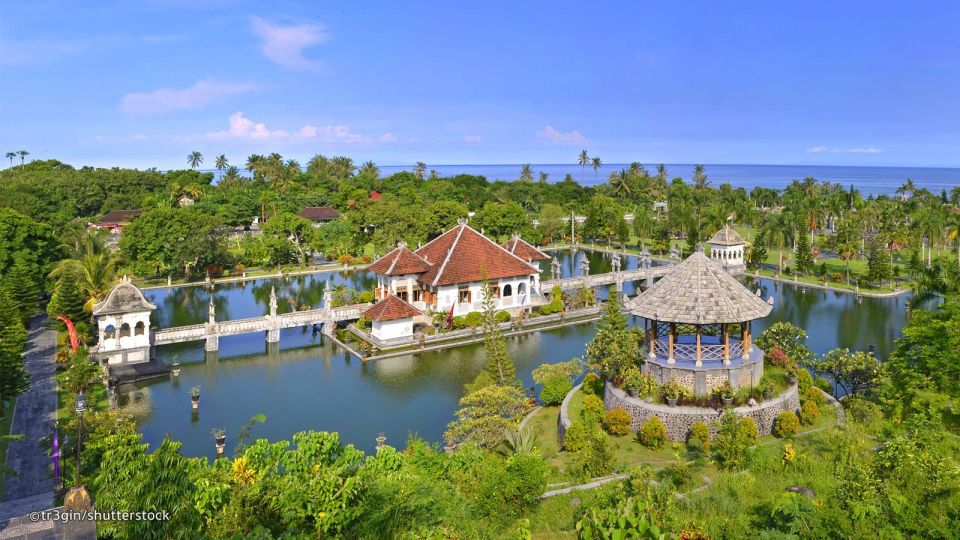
[0,492,55,522]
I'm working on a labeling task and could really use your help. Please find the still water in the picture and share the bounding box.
[128,249,918,457]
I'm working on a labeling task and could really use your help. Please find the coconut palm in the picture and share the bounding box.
[578,150,589,183]
[608,169,631,197]
[215,154,228,170]
[5,152,15,167]
[946,211,960,267]
[49,235,118,312]
[538,171,549,184]
[591,156,602,182]
[519,164,533,183]
[692,164,709,190]
[245,154,264,178]
[188,151,203,169]
[17,150,29,165]
[414,161,426,179]
[762,212,792,272]
[220,166,242,188]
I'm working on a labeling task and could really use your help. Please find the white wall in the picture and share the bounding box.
[434,276,537,316]
[97,310,152,352]
[372,318,414,340]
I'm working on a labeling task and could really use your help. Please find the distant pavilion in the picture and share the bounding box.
[625,251,773,394]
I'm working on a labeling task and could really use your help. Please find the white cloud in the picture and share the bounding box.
[464,135,483,143]
[0,38,86,66]
[536,125,586,143]
[379,133,398,143]
[207,112,370,143]
[122,79,256,115]
[807,145,881,155]
[250,17,328,71]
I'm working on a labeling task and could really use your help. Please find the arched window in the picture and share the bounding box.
[503,284,513,297]
[518,282,527,295]
[104,325,116,340]
[119,322,131,338]
[134,321,146,336]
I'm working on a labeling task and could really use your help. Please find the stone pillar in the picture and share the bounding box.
[647,320,656,359]
[722,325,730,365]
[270,286,279,317]
[266,327,280,343]
[205,334,219,352]
[695,325,702,367]
[741,322,749,360]
[668,323,675,364]
[694,371,706,395]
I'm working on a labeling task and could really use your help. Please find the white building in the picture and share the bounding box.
[368,221,545,319]
[708,225,746,271]
[91,276,156,365]
[363,294,423,341]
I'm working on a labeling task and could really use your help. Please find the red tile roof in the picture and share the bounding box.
[502,236,550,262]
[363,294,422,321]
[367,245,433,275]
[298,206,340,221]
[98,210,142,225]
[414,222,538,286]
[369,191,383,200]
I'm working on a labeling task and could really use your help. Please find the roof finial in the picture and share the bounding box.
[457,218,467,226]
[398,240,407,249]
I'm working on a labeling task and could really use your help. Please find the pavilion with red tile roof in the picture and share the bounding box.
[362,294,424,340]
[502,234,551,263]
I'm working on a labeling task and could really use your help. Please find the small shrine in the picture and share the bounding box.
[92,276,156,365]
[708,225,746,271]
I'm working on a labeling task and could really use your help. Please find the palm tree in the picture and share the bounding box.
[49,235,118,312]
[519,164,533,183]
[359,160,379,179]
[17,150,29,165]
[895,179,917,198]
[414,161,426,180]
[188,151,203,169]
[591,156,602,182]
[215,154,228,170]
[538,171,549,184]
[692,164,709,190]
[5,152,15,167]
[220,166,242,188]
[245,154,264,178]
[762,212,792,272]
[608,169,631,197]
[946,211,960,267]
[578,150,589,183]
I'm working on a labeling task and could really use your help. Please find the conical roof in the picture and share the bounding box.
[625,252,771,324]
[709,226,744,246]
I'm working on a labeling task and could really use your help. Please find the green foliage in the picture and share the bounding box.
[602,408,632,436]
[538,285,565,315]
[582,373,604,396]
[843,396,883,429]
[712,412,754,469]
[55,349,100,396]
[4,256,40,321]
[581,394,604,427]
[687,421,711,453]
[773,411,800,438]
[46,269,87,327]
[480,278,517,387]
[586,291,641,383]
[539,377,573,406]
[638,417,667,449]
[444,385,528,448]
[866,237,891,283]
[261,212,317,265]
[794,232,814,275]
[802,386,824,406]
[755,321,814,367]
[563,421,588,452]
[120,207,226,276]
[811,347,881,397]
[463,311,483,329]
[0,289,28,413]
[0,208,60,281]
[738,417,759,447]
[495,310,511,323]
[576,497,668,539]
[796,368,813,395]
[571,426,613,479]
[471,453,548,526]
[533,359,581,405]
[800,400,819,426]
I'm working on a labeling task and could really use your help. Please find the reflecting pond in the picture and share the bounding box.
[126,249,922,457]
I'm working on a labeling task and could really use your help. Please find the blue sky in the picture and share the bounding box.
[2,0,958,169]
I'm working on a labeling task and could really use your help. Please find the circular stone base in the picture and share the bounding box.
[603,381,799,441]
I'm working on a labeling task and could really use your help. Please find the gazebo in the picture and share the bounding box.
[708,225,746,271]
[625,251,773,394]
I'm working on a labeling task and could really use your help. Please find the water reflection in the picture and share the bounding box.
[133,250,924,457]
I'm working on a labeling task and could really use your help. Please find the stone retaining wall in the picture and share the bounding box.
[557,383,582,448]
[603,381,800,441]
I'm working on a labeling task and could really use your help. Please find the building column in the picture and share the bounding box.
[722,324,731,365]
[648,319,656,359]
[695,325,702,367]
[668,322,675,364]
[741,322,749,360]
[205,334,219,352]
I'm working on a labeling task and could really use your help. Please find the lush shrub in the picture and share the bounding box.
[773,411,800,438]
[843,396,883,429]
[602,408,631,436]
[687,421,711,453]
[581,394,604,426]
[712,412,753,469]
[539,377,573,406]
[463,311,483,329]
[802,386,824,406]
[638,417,667,449]
[538,296,564,315]
[357,290,375,303]
[473,453,548,525]
[766,348,792,368]
[800,400,819,425]
[796,368,813,393]
[582,373,604,395]
[738,417,759,446]
[451,315,466,330]
[495,311,511,323]
[572,427,613,480]
[563,422,588,452]
[814,376,833,394]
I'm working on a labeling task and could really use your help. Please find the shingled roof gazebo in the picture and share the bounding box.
[625,251,773,393]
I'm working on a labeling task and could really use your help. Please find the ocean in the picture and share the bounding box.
[205,163,960,196]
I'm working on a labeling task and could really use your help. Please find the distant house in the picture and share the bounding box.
[362,294,423,341]
[652,201,668,213]
[369,191,383,200]
[178,195,195,207]
[298,206,341,226]
[367,220,543,319]
[91,210,142,233]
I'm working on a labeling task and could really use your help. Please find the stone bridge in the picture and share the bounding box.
[152,285,369,353]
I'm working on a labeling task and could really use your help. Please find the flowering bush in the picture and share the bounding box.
[766,348,791,368]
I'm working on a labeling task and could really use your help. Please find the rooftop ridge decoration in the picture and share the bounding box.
[626,251,772,324]
[92,275,157,316]
[709,225,745,246]
[411,222,539,286]
[502,235,550,262]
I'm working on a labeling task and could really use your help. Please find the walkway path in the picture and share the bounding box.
[2,315,56,510]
